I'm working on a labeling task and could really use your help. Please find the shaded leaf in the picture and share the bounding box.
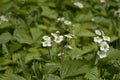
[0,73,26,80]
[45,74,60,80]
[9,42,22,53]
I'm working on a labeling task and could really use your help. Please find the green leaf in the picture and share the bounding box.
[94,17,111,27]
[74,11,93,22]
[0,1,14,13]
[2,44,9,54]
[44,74,60,80]
[73,24,95,37]
[12,53,21,63]
[0,66,8,71]
[110,35,118,42]
[0,32,12,44]
[25,48,41,64]
[41,6,58,19]
[78,29,95,37]
[61,60,91,79]
[0,73,26,80]
[0,57,11,66]
[64,76,85,80]
[43,63,59,74]
[13,28,33,44]
[0,22,11,29]
[107,48,120,60]
[30,27,42,40]
[68,43,95,59]
[85,67,100,80]
[9,42,22,53]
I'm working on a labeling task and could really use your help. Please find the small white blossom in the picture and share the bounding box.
[56,31,60,34]
[95,30,102,35]
[42,41,51,47]
[91,18,95,22]
[54,35,64,43]
[100,41,109,52]
[64,34,73,39]
[100,0,106,3]
[58,53,64,57]
[64,20,72,26]
[57,17,65,22]
[103,35,110,42]
[51,31,60,37]
[42,35,51,41]
[51,33,58,38]
[73,2,84,8]
[0,16,8,22]
[94,36,103,43]
[97,51,107,58]
[114,9,120,18]
[65,45,73,49]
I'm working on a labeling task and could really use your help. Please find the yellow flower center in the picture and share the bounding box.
[56,37,60,41]
[103,44,107,48]
[96,37,100,40]
[100,51,104,54]
[45,41,49,45]
[105,36,108,39]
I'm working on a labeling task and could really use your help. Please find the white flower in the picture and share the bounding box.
[54,35,64,43]
[91,18,95,22]
[97,51,107,58]
[42,40,51,47]
[100,0,106,3]
[42,35,51,41]
[64,20,72,26]
[73,2,84,8]
[103,35,110,42]
[64,34,73,39]
[95,30,102,35]
[94,36,103,43]
[0,16,8,22]
[57,17,65,22]
[100,41,109,52]
[65,45,73,49]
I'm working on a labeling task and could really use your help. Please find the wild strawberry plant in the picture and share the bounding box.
[0,0,120,80]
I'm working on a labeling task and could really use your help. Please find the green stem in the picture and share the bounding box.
[60,45,66,80]
[48,47,51,60]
